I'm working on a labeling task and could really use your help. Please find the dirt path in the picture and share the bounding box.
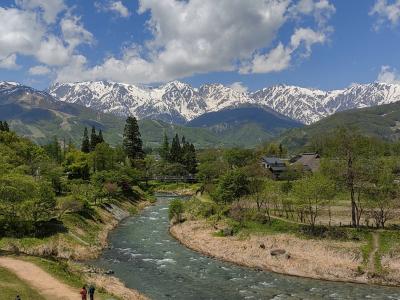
[368,232,380,274]
[0,257,78,300]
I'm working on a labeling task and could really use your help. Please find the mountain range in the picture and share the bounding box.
[49,81,400,125]
[0,81,299,148]
[3,79,400,149]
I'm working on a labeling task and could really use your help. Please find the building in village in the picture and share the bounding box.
[290,152,320,173]
[261,156,287,179]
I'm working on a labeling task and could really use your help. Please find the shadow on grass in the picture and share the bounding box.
[0,219,68,239]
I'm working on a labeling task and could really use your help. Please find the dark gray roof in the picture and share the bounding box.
[262,156,285,165]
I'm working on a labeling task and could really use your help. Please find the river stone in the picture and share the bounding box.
[104,269,114,275]
[270,249,286,256]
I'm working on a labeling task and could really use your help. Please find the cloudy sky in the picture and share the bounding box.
[0,0,399,91]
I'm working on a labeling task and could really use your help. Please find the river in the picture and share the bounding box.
[93,194,400,299]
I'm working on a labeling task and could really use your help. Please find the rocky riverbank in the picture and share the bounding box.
[170,220,400,286]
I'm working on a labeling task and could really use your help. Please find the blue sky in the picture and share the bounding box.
[0,0,400,91]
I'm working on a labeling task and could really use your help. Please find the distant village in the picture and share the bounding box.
[262,153,320,180]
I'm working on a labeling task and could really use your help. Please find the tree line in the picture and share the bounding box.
[160,133,197,175]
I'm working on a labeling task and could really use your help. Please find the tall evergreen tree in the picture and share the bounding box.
[123,116,144,160]
[187,143,198,174]
[170,134,182,163]
[0,121,3,131]
[98,129,104,144]
[90,126,98,151]
[3,121,9,132]
[81,127,90,153]
[160,132,170,161]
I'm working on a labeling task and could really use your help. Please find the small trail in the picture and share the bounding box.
[368,232,380,274]
[0,257,78,300]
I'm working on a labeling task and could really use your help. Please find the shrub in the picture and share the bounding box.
[169,199,184,223]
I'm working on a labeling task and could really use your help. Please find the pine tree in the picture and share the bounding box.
[0,121,3,131]
[169,134,182,163]
[3,121,9,132]
[90,126,98,151]
[123,116,144,160]
[160,132,170,161]
[187,143,198,174]
[98,129,104,144]
[81,127,90,153]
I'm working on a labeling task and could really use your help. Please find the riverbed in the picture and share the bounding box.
[93,194,400,299]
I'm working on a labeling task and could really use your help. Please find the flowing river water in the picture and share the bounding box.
[93,194,400,299]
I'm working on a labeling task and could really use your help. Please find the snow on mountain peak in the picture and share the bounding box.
[47,81,400,125]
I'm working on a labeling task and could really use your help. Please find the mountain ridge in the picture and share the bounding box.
[48,80,400,125]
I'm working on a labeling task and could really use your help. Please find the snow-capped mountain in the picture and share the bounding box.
[48,81,400,125]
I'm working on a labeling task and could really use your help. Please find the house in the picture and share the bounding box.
[291,153,320,173]
[261,156,287,179]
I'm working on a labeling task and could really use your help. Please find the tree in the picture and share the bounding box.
[159,132,170,161]
[44,136,62,164]
[81,127,90,153]
[123,116,144,160]
[90,126,98,152]
[213,169,250,204]
[169,134,182,163]
[293,173,335,229]
[365,163,398,228]
[26,182,56,224]
[98,129,104,144]
[3,121,9,132]
[224,148,254,169]
[323,128,381,227]
[93,142,113,171]
[169,199,184,223]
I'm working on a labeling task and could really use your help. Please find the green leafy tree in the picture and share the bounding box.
[293,173,335,228]
[224,148,254,169]
[213,169,250,204]
[123,116,144,160]
[81,127,90,153]
[169,199,184,223]
[322,127,385,227]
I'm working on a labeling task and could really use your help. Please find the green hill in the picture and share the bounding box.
[277,101,400,151]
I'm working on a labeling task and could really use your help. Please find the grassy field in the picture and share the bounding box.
[0,266,45,300]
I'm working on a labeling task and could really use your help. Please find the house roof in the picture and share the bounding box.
[262,156,285,166]
[292,153,320,172]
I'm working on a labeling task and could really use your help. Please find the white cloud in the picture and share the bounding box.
[28,65,51,75]
[370,0,400,28]
[0,2,93,73]
[242,28,327,74]
[0,54,19,70]
[230,82,248,94]
[61,15,94,49]
[290,0,335,26]
[377,65,400,84]
[95,1,130,18]
[15,0,66,24]
[55,0,334,84]
[242,43,292,74]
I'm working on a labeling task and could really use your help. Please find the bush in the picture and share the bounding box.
[169,199,184,223]
[300,225,348,240]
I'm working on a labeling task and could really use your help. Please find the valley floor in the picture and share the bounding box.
[170,220,400,287]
